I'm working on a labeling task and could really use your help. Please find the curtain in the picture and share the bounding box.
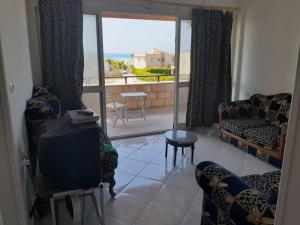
[39,0,84,111]
[186,8,233,128]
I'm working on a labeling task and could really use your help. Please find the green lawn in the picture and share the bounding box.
[132,67,174,82]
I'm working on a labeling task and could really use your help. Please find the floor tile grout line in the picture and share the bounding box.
[104,192,152,223]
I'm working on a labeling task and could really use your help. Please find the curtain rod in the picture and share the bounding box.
[135,0,239,11]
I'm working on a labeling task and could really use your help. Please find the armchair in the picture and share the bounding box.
[195,161,280,225]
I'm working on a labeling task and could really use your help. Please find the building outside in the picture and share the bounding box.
[133,48,174,69]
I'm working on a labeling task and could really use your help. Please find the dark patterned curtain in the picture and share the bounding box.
[39,0,84,111]
[186,8,233,128]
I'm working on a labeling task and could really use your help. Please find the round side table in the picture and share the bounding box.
[164,129,198,166]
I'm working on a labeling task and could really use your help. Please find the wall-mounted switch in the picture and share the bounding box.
[9,81,14,93]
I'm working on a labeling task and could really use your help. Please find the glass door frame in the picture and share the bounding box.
[173,17,181,129]
[174,17,191,130]
[83,2,192,136]
[82,10,108,133]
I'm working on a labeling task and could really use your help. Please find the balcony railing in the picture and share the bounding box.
[83,74,190,86]
[105,74,175,84]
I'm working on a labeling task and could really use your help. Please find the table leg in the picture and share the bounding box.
[182,147,184,155]
[173,146,178,167]
[142,96,146,120]
[165,142,168,158]
[124,97,128,122]
[191,144,195,164]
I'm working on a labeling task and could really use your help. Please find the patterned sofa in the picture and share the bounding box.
[218,93,291,168]
[195,161,280,225]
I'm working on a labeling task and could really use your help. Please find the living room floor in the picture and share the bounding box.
[50,127,277,225]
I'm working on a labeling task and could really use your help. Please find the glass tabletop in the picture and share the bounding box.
[164,129,197,143]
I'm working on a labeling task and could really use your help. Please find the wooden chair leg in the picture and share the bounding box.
[108,178,116,197]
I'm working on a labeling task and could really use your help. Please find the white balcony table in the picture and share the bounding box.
[120,92,148,121]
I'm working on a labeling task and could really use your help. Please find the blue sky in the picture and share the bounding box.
[83,16,191,58]
[102,18,175,54]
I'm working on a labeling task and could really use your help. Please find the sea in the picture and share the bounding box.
[104,53,133,60]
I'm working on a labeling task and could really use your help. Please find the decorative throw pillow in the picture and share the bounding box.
[25,98,55,120]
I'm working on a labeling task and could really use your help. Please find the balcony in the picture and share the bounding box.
[82,75,190,138]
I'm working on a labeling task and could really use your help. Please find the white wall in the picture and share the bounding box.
[0,91,20,225]
[0,0,34,224]
[238,0,300,99]
[275,48,300,225]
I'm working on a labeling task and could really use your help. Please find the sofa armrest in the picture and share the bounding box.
[218,99,252,122]
[274,122,288,158]
[195,161,274,225]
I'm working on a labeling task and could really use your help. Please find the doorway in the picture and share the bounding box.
[81,11,191,139]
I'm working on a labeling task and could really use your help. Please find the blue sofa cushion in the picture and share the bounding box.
[26,86,61,120]
[196,161,279,225]
[26,98,55,120]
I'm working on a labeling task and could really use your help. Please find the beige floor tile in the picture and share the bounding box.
[180,211,201,225]
[154,183,197,212]
[51,127,278,225]
[105,193,149,223]
[138,163,173,182]
[189,191,204,215]
[152,151,183,168]
[122,177,163,200]
[117,146,138,161]
[166,169,199,192]
[134,201,185,225]
[176,156,198,174]
[117,158,149,176]
[105,216,131,225]
[113,172,135,193]
[128,149,161,163]
[139,142,165,153]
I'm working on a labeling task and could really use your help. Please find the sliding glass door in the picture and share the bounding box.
[101,13,176,137]
[82,4,192,137]
[174,19,192,129]
[82,13,107,132]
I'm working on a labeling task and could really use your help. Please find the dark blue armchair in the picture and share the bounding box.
[195,161,280,225]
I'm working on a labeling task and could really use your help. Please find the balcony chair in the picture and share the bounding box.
[106,90,126,127]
